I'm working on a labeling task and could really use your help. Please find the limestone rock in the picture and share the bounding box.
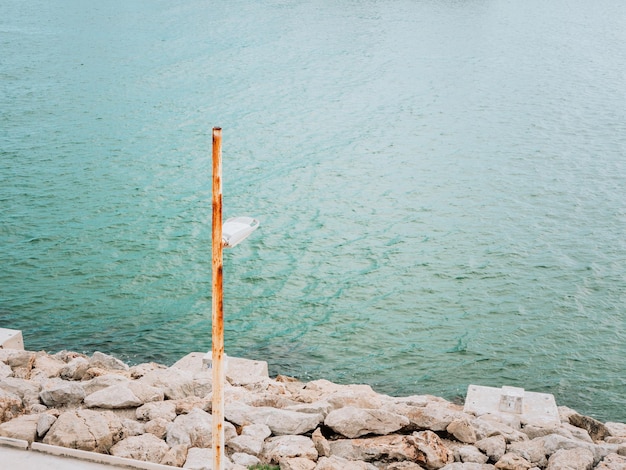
[0,388,23,423]
[405,401,469,432]
[475,435,507,462]
[226,402,323,436]
[441,464,497,470]
[448,417,478,444]
[315,455,378,470]
[129,362,167,379]
[458,445,489,464]
[81,374,130,395]
[412,430,455,470]
[546,447,594,470]
[110,433,169,463]
[595,453,626,469]
[59,357,90,380]
[312,427,331,457]
[121,418,145,438]
[37,413,57,437]
[174,396,211,414]
[386,462,428,470]
[84,384,143,408]
[231,452,261,467]
[136,400,177,421]
[228,423,271,455]
[2,350,35,369]
[43,409,113,452]
[33,353,65,378]
[281,457,317,470]
[160,444,188,467]
[0,362,12,379]
[166,407,236,448]
[472,416,527,443]
[182,447,236,470]
[324,406,409,438]
[494,453,532,470]
[144,418,168,439]
[568,413,610,442]
[1,377,42,407]
[605,422,626,438]
[139,367,195,400]
[89,351,129,371]
[0,413,39,442]
[39,380,85,406]
[262,435,318,462]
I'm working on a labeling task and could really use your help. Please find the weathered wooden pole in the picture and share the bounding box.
[211,126,225,470]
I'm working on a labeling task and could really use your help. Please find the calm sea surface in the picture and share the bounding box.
[2,1,625,422]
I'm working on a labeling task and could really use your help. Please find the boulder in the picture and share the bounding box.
[471,416,527,443]
[110,433,169,463]
[121,418,145,438]
[0,413,39,442]
[166,407,236,448]
[596,453,626,470]
[404,401,469,432]
[262,435,318,462]
[0,362,12,379]
[84,384,143,408]
[494,453,533,470]
[136,400,177,422]
[32,353,65,378]
[281,457,317,470]
[441,464,497,470]
[605,422,626,438]
[81,374,130,395]
[448,417,478,444]
[144,418,169,439]
[458,445,489,464]
[546,447,594,470]
[475,435,507,462]
[1,350,35,369]
[315,455,378,470]
[129,362,167,379]
[0,388,23,423]
[231,452,261,467]
[324,406,409,438]
[228,423,271,455]
[37,413,57,437]
[139,368,195,400]
[226,402,323,436]
[39,380,85,407]
[1,377,42,407]
[89,351,129,371]
[160,444,188,467]
[412,430,455,470]
[59,357,90,380]
[43,409,113,452]
[312,427,331,457]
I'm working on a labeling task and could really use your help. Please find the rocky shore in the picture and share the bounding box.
[0,348,625,470]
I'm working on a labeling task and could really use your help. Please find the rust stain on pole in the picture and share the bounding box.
[211,126,225,470]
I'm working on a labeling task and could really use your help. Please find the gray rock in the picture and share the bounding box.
[136,400,177,422]
[37,413,57,437]
[324,406,409,438]
[39,380,85,406]
[43,409,113,452]
[475,435,507,462]
[166,407,236,448]
[110,433,169,463]
[226,402,323,436]
[89,351,129,371]
[59,357,90,380]
[458,445,489,464]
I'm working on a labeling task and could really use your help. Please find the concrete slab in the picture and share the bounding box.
[464,384,560,426]
[0,328,24,350]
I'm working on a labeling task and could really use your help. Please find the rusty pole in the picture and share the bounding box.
[211,127,225,470]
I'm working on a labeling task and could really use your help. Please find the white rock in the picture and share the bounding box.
[262,435,318,462]
[33,353,65,378]
[228,423,271,456]
[160,444,188,467]
[84,384,142,408]
[231,452,260,467]
[89,351,129,371]
[448,417,478,443]
[441,464,497,470]
[324,406,409,438]
[0,388,23,422]
[43,409,113,452]
[0,362,13,379]
[136,400,177,421]
[182,447,236,470]
[405,401,469,431]
[39,379,85,406]
[0,414,39,442]
[281,457,317,470]
[59,357,90,380]
[475,435,507,461]
[595,453,626,470]
[166,407,236,448]
[458,445,489,464]
[82,374,130,395]
[1,377,42,406]
[110,433,169,463]
[139,367,195,400]
[315,455,378,470]
[37,413,57,437]
[121,418,145,438]
[494,452,533,470]
[144,418,169,439]
[226,402,323,436]
[606,422,626,438]
[546,447,594,470]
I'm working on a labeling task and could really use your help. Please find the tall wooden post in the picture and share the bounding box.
[211,127,225,470]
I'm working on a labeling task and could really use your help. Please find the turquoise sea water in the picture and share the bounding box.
[1,1,625,422]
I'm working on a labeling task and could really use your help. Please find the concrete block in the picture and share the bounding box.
[0,328,24,350]
[464,384,559,426]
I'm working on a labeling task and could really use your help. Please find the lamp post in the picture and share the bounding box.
[211,127,259,470]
